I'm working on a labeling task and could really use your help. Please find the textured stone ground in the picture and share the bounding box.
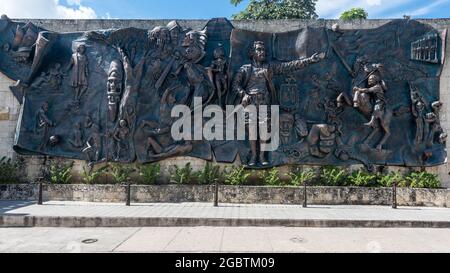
[1,227,450,253]
[1,201,450,225]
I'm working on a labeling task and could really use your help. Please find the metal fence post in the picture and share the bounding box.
[303,181,308,208]
[392,181,397,209]
[37,180,43,205]
[214,179,219,207]
[126,178,131,206]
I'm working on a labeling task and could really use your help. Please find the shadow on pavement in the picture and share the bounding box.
[0,201,36,215]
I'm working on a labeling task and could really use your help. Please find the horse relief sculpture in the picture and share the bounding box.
[0,15,446,169]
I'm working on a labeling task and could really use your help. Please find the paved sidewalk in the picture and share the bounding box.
[1,201,450,228]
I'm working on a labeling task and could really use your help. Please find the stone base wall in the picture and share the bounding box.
[1,184,449,208]
[0,73,20,159]
[0,19,449,187]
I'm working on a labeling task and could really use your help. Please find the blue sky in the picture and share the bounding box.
[80,0,247,19]
[0,0,449,19]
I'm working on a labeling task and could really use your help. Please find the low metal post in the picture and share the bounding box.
[37,181,43,205]
[214,179,219,207]
[126,179,131,206]
[303,181,308,208]
[392,181,397,209]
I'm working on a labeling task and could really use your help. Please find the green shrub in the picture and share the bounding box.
[0,156,23,184]
[81,165,108,184]
[224,166,252,186]
[348,169,377,187]
[260,168,281,186]
[138,164,161,184]
[289,167,315,186]
[195,162,222,185]
[50,161,74,184]
[320,166,348,186]
[110,164,135,184]
[169,163,195,184]
[405,172,441,189]
[377,171,405,187]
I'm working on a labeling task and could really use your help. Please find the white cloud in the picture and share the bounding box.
[366,0,382,6]
[316,0,415,18]
[316,0,357,18]
[408,0,449,16]
[0,0,97,19]
[66,0,82,5]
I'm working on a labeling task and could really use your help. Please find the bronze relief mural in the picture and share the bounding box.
[0,15,446,170]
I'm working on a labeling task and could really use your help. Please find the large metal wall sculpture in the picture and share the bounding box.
[0,15,447,170]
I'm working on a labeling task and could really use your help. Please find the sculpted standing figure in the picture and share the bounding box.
[69,123,83,148]
[113,119,130,161]
[117,47,145,132]
[178,29,214,108]
[425,101,446,147]
[67,44,89,102]
[35,102,55,150]
[410,85,428,145]
[232,41,325,166]
[208,44,228,107]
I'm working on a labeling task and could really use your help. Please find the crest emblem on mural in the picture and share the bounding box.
[279,76,298,112]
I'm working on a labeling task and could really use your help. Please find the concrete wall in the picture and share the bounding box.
[0,73,20,159]
[0,18,449,186]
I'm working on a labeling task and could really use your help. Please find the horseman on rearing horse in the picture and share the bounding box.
[337,61,392,151]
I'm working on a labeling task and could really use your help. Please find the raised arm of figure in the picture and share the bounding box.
[272,52,326,75]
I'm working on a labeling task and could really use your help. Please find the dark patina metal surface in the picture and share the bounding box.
[0,15,446,169]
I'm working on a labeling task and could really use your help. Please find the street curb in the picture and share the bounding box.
[2,216,450,228]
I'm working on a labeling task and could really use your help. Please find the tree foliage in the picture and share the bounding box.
[231,0,318,20]
[339,8,368,21]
